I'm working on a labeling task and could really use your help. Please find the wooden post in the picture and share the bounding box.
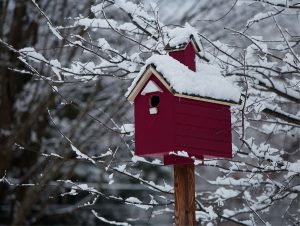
[174,164,196,226]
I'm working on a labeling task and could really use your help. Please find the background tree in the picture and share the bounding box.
[0,0,299,225]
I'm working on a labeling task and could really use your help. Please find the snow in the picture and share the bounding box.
[60,188,78,196]
[283,52,300,68]
[115,164,126,172]
[213,40,235,56]
[131,155,162,165]
[50,59,62,80]
[91,3,104,16]
[90,0,154,35]
[31,0,62,40]
[237,0,293,6]
[60,180,99,194]
[42,153,64,159]
[125,197,142,203]
[210,177,250,186]
[149,195,158,205]
[120,124,134,135]
[90,3,138,32]
[97,38,112,51]
[75,18,117,30]
[222,209,236,217]
[250,36,269,53]
[114,0,153,22]
[117,61,137,73]
[141,80,163,95]
[169,151,189,158]
[251,72,300,100]
[246,11,277,27]
[108,173,114,185]
[47,22,63,40]
[125,197,151,210]
[126,54,241,103]
[70,144,95,164]
[263,103,300,122]
[50,153,64,159]
[118,23,137,31]
[197,206,218,221]
[215,187,240,199]
[92,210,131,226]
[116,167,173,192]
[288,160,300,173]
[206,206,218,219]
[167,23,202,50]
[243,138,282,164]
[19,47,46,63]
[92,149,112,158]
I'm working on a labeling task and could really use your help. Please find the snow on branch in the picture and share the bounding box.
[263,103,300,125]
[31,0,63,39]
[243,0,300,8]
[92,210,131,226]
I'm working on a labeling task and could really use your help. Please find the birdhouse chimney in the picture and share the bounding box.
[167,41,197,72]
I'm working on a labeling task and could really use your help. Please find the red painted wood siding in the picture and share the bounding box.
[164,154,204,165]
[134,74,175,156]
[169,42,196,71]
[174,97,232,158]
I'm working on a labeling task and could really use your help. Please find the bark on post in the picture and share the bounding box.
[174,164,196,226]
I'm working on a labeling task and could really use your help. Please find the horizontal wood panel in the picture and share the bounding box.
[175,104,231,121]
[176,146,232,158]
[164,155,194,165]
[175,124,231,142]
[175,97,230,110]
[176,135,232,153]
[175,114,231,129]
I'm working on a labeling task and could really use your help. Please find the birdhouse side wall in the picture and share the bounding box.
[134,74,175,156]
[173,97,232,158]
[168,42,196,72]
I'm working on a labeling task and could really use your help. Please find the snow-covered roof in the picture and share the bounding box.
[126,54,241,105]
[165,24,202,52]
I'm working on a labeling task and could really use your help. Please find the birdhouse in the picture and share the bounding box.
[126,35,241,165]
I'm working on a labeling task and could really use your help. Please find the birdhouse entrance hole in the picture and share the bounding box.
[150,95,160,107]
[149,95,160,114]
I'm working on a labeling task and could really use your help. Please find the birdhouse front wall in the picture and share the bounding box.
[134,74,175,156]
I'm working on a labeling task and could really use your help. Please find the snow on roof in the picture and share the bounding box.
[126,54,241,104]
[165,23,202,52]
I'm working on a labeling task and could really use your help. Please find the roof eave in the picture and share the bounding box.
[126,65,174,102]
[174,93,240,106]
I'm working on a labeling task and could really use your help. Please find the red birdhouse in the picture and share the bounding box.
[126,35,240,165]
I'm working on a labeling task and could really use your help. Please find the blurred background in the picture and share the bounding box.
[0,0,299,225]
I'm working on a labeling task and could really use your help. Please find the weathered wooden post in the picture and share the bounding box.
[174,164,195,226]
[125,28,241,225]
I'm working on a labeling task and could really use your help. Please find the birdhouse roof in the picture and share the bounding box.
[164,24,202,52]
[126,55,241,105]
[165,35,201,52]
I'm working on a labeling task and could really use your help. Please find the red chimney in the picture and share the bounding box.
[168,41,197,72]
